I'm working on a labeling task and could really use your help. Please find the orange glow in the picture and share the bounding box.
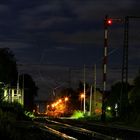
[80,93,84,99]
[95,108,101,114]
[58,99,62,103]
[51,104,55,108]
[47,97,71,117]
[64,97,68,101]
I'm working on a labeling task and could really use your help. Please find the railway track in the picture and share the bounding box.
[50,118,140,140]
[34,118,123,140]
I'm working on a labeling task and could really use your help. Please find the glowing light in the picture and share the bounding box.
[115,103,118,109]
[107,106,111,111]
[107,19,112,25]
[64,97,68,102]
[58,99,62,103]
[51,104,55,108]
[80,93,84,99]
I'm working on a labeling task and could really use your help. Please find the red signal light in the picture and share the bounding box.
[107,19,112,25]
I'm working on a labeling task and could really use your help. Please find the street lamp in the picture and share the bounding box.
[64,97,69,102]
[80,93,84,111]
[58,99,62,103]
[64,97,69,114]
[83,64,86,114]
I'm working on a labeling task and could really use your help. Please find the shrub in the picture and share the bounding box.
[70,110,84,119]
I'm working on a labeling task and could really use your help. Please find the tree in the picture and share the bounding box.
[129,71,140,113]
[0,48,18,86]
[19,74,38,111]
[108,82,122,106]
[107,81,131,117]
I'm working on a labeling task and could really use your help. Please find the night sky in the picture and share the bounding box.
[0,0,140,100]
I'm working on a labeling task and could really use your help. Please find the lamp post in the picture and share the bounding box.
[89,85,92,116]
[80,93,84,111]
[83,65,86,114]
[64,97,69,113]
[93,64,97,114]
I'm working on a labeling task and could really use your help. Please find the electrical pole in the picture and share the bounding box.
[22,74,24,105]
[120,16,140,118]
[93,64,96,114]
[120,16,129,118]
[89,85,92,116]
[83,64,86,114]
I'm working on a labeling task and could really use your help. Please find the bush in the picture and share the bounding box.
[70,110,84,119]
[0,101,32,120]
[0,101,51,139]
[0,108,18,139]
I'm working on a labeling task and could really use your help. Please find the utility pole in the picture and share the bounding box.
[89,85,92,116]
[120,16,129,118]
[120,16,140,118]
[17,72,20,96]
[22,74,24,105]
[83,64,86,114]
[93,64,96,114]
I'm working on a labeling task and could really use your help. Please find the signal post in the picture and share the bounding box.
[102,15,122,122]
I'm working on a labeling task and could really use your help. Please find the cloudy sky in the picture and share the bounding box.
[0,0,140,100]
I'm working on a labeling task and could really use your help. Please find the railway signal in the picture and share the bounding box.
[102,15,123,122]
[106,19,112,25]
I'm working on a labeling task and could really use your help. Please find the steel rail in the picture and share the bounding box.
[34,121,78,140]
[45,119,122,140]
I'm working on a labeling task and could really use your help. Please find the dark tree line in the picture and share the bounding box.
[19,74,38,111]
[0,48,18,86]
[106,70,140,122]
[129,71,140,114]
[0,48,38,111]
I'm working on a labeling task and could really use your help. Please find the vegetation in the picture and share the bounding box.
[0,101,56,140]
[106,82,131,118]
[0,48,42,139]
[19,74,38,111]
[101,70,140,128]
[0,47,38,111]
[128,71,140,127]
[0,101,34,139]
[0,48,18,86]
[70,110,84,119]
[129,71,140,113]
